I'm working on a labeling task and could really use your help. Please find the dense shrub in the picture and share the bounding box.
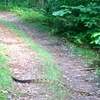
[51,3,100,47]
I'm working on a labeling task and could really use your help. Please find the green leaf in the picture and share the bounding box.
[52,9,71,16]
[91,36,100,45]
[95,37,100,45]
[91,32,100,38]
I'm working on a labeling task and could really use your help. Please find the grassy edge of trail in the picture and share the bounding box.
[0,19,70,99]
[0,43,12,100]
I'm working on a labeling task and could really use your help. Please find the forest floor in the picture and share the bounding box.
[0,12,100,100]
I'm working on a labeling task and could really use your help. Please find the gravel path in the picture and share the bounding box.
[0,12,100,100]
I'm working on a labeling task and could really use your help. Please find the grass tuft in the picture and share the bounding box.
[0,43,12,99]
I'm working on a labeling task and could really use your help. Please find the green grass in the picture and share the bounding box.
[0,91,7,100]
[71,45,97,59]
[10,7,47,23]
[0,4,12,11]
[66,41,98,61]
[10,7,52,34]
[0,43,12,100]
[0,5,7,11]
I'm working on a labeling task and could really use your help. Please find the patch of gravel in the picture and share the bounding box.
[0,12,100,100]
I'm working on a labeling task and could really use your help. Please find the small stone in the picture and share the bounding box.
[96,90,100,95]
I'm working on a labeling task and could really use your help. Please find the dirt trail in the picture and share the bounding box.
[0,15,64,100]
[0,12,100,100]
[0,21,53,100]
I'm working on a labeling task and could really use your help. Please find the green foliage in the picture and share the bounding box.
[11,7,47,23]
[91,32,100,45]
[52,3,100,47]
[0,91,7,100]
[96,67,100,76]
[0,68,12,89]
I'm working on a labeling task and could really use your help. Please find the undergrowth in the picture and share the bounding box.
[0,43,12,100]
[10,7,47,23]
